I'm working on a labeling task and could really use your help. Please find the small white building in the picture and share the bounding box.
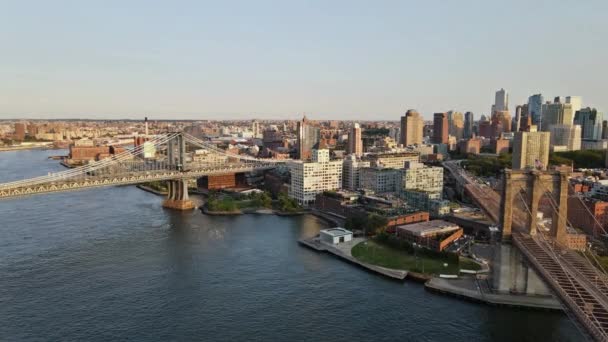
[319,228,353,244]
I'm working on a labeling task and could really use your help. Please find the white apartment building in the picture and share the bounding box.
[401,161,444,194]
[342,154,371,190]
[288,149,343,205]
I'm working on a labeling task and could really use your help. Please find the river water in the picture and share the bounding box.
[0,149,582,341]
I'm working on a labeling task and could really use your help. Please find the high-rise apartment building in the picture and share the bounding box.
[348,123,363,157]
[433,113,449,144]
[550,124,582,151]
[528,94,544,126]
[512,130,551,170]
[342,154,371,190]
[574,107,604,141]
[464,112,474,139]
[288,149,343,205]
[297,116,320,160]
[400,109,424,146]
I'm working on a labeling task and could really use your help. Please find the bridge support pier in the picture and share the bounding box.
[162,179,195,210]
[500,170,514,241]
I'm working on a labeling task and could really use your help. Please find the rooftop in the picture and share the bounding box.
[396,220,460,237]
[320,228,352,237]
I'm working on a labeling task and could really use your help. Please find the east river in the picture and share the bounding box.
[0,149,583,341]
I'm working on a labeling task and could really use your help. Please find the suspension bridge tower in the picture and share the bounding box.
[162,133,195,210]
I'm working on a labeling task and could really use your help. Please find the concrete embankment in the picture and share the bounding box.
[425,277,562,311]
[298,237,407,281]
[136,185,167,196]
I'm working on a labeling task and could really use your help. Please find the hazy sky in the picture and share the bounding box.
[1,0,606,121]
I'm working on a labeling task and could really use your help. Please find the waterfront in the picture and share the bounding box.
[0,150,583,341]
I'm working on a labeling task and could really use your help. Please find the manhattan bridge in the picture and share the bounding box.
[0,132,284,209]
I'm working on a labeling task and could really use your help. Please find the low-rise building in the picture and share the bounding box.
[395,220,464,251]
[319,228,353,244]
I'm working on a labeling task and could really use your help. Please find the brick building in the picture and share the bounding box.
[568,197,608,238]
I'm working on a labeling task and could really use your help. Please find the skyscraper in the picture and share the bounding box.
[464,112,474,139]
[528,93,544,126]
[400,109,424,146]
[493,88,509,113]
[574,108,604,141]
[513,105,527,133]
[348,123,363,157]
[512,130,551,170]
[433,113,449,144]
[448,111,464,140]
[297,116,320,160]
[566,96,582,114]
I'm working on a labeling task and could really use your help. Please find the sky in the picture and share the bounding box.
[0,0,607,121]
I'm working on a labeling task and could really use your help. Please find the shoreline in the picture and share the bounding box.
[0,144,57,152]
[298,236,562,311]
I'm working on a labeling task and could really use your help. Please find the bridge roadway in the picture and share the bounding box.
[444,161,608,341]
[0,163,276,200]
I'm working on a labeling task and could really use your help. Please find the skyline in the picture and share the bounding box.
[1,0,607,120]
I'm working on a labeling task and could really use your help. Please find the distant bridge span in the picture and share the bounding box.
[0,132,285,208]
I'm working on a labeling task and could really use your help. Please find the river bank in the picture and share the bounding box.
[298,235,562,311]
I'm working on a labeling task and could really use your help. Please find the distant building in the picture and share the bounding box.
[347,123,363,157]
[512,130,551,170]
[297,116,320,160]
[14,123,26,141]
[493,110,512,133]
[458,138,481,155]
[400,109,424,146]
[433,113,449,144]
[478,119,492,139]
[492,138,510,155]
[464,112,474,139]
[288,149,343,205]
[448,111,464,140]
[342,154,370,190]
[541,99,574,131]
[550,124,581,151]
[574,107,604,141]
[566,96,582,114]
[528,93,544,126]
[513,105,527,132]
[493,88,509,113]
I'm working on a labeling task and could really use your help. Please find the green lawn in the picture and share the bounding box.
[351,240,481,275]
